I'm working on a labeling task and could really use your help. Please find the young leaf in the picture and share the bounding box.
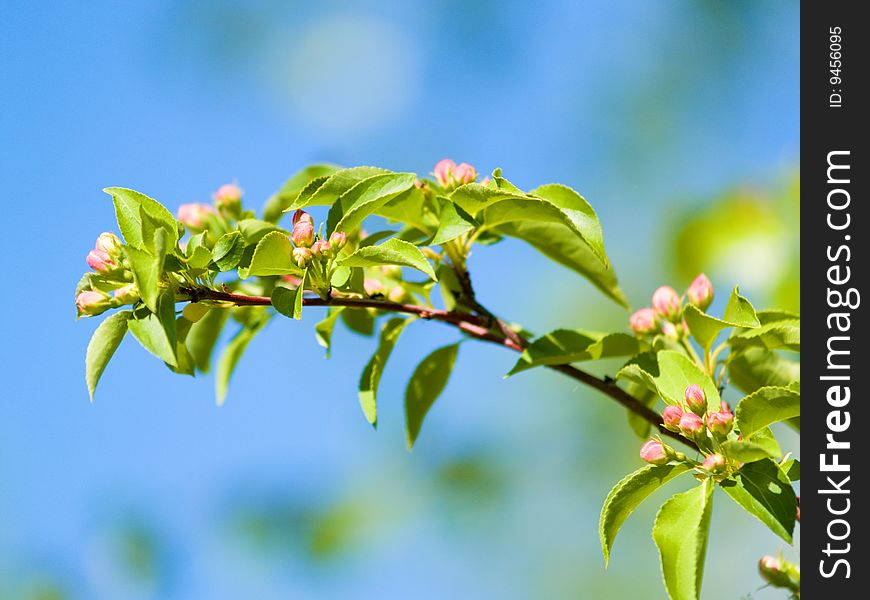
[212,231,246,272]
[339,238,437,280]
[358,318,412,426]
[315,307,345,357]
[719,439,777,463]
[750,426,783,458]
[652,479,714,600]
[237,219,284,244]
[376,187,433,233]
[617,350,720,411]
[187,245,213,270]
[272,272,307,320]
[263,163,340,221]
[508,330,646,375]
[432,200,478,245]
[104,187,178,250]
[341,308,375,336]
[729,319,800,352]
[290,166,389,211]
[128,294,178,368]
[720,458,796,543]
[599,463,692,565]
[449,183,531,215]
[728,347,800,395]
[124,235,167,313]
[722,285,761,326]
[404,344,460,448]
[735,386,801,439]
[238,231,302,278]
[683,287,760,350]
[326,172,417,235]
[186,307,229,372]
[170,315,197,376]
[85,310,132,400]
[215,317,270,405]
[782,458,800,481]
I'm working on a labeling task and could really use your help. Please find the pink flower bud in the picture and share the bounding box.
[76,290,112,316]
[86,249,117,273]
[651,285,681,321]
[113,283,139,304]
[291,221,315,248]
[453,162,478,185]
[678,412,705,438]
[684,384,707,416]
[214,183,242,206]
[639,440,672,465]
[686,273,714,312]
[95,232,122,257]
[292,247,312,268]
[706,410,734,436]
[702,453,726,472]
[292,209,314,226]
[387,286,409,303]
[177,203,215,231]
[661,321,679,340]
[758,555,795,588]
[629,307,658,335]
[433,159,456,187]
[328,231,347,250]
[310,239,331,257]
[363,278,383,296]
[662,405,683,431]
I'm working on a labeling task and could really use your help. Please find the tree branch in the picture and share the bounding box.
[180,285,696,450]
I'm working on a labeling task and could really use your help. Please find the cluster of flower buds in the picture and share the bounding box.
[177,203,216,233]
[758,555,801,592]
[628,273,714,338]
[433,159,478,189]
[77,231,141,316]
[288,209,347,269]
[86,232,123,274]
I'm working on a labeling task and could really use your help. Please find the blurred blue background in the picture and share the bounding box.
[1,1,798,598]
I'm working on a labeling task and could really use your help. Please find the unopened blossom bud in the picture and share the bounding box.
[388,286,409,303]
[328,231,347,250]
[678,412,705,438]
[629,308,658,335]
[433,159,456,187]
[177,203,214,231]
[686,273,714,312]
[639,440,673,465]
[662,405,684,431]
[758,556,791,588]
[381,265,402,279]
[453,162,478,185]
[291,221,315,248]
[661,321,679,340]
[95,232,122,257]
[363,278,384,296]
[76,290,112,317]
[292,209,314,226]
[86,249,117,273]
[684,384,707,416]
[113,283,139,304]
[702,453,726,472]
[292,247,313,268]
[213,183,242,216]
[310,239,331,257]
[707,410,734,437]
[652,285,681,321]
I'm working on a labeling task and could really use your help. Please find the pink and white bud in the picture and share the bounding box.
[639,440,672,465]
[86,249,117,273]
[95,232,122,257]
[291,221,315,248]
[310,239,331,257]
[662,405,684,431]
[292,247,313,268]
[651,285,682,321]
[453,162,478,185]
[707,410,734,437]
[292,209,314,227]
[281,274,303,287]
[177,203,215,231]
[76,290,112,317]
[684,384,707,416]
[702,453,726,472]
[113,283,139,304]
[661,321,679,340]
[328,231,347,250]
[629,307,658,335]
[678,412,705,438]
[387,286,409,303]
[758,555,794,588]
[363,278,384,296]
[433,159,456,187]
[214,183,242,208]
[686,273,714,312]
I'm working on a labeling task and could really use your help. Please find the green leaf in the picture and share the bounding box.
[272,272,307,320]
[719,439,777,463]
[128,291,178,367]
[529,184,607,263]
[215,317,270,405]
[315,307,345,358]
[339,238,437,280]
[341,308,375,336]
[599,463,692,565]
[104,187,178,250]
[652,479,714,600]
[449,182,532,215]
[617,350,720,410]
[750,426,783,458]
[683,286,760,351]
[728,347,800,395]
[186,307,229,372]
[722,285,761,326]
[124,233,168,313]
[170,315,197,376]
[625,381,659,438]
[291,166,389,211]
[735,386,801,439]
[729,319,800,352]
[508,330,645,375]
[720,458,796,543]
[187,245,213,270]
[238,231,302,279]
[212,231,246,272]
[85,310,132,400]
[326,172,417,235]
[404,344,460,448]
[432,200,478,245]
[376,187,433,233]
[237,219,284,244]
[358,318,412,426]
[263,164,341,221]
[782,458,800,481]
